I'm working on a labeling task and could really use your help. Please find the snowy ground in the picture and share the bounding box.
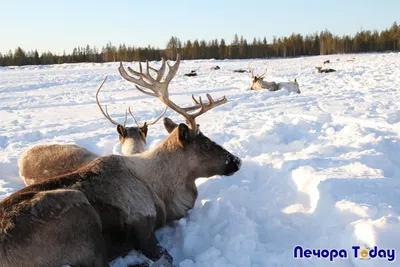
[1,52,400,267]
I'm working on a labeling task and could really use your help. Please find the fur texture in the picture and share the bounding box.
[251,77,301,94]
[0,118,242,267]
[19,125,148,186]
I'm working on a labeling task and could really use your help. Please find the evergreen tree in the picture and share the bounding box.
[184,40,193,59]
[2,21,400,66]
[199,40,207,59]
[219,38,226,59]
[193,40,200,59]
[166,36,180,59]
[33,50,40,65]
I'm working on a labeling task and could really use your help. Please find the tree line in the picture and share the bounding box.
[1,22,399,67]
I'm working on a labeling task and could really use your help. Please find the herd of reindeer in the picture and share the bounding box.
[0,53,344,267]
[0,54,242,267]
[183,57,347,94]
[184,62,303,94]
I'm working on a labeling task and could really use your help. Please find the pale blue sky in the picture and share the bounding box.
[1,0,398,54]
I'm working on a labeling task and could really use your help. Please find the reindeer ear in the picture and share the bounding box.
[163,117,179,133]
[139,123,148,138]
[177,123,190,147]
[117,125,127,137]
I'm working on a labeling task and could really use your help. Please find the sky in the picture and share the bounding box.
[1,0,399,55]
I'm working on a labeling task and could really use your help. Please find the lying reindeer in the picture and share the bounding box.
[249,64,301,94]
[184,69,198,77]
[18,76,167,186]
[211,66,220,70]
[315,66,336,73]
[233,69,248,73]
[0,54,242,267]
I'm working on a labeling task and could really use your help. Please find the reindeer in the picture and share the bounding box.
[315,66,336,73]
[211,66,220,70]
[233,69,248,73]
[184,67,199,77]
[18,76,167,186]
[184,70,197,77]
[0,54,242,267]
[323,60,330,64]
[249,63,301,94]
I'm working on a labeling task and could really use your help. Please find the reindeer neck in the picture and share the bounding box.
[126,134,198,222]
[127,133,196,203]
[121,141,146,155]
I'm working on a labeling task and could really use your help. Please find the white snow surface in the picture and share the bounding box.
[1,53,400,267]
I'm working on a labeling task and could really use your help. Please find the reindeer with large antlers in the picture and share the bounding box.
[18,76,167,186]
[248,62,301,94]
[1,54,241,267]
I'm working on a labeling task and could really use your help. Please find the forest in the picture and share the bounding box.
[1,22,399,66]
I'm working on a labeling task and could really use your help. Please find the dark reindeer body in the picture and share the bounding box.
[316,66,336,73]
[184,70,197,77]
[0,188,107,267]
[233,69,248,73]
[3,154,160,265]
[0,121,240,266]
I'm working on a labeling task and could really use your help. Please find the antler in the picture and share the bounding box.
[248,61,254,78]
[119,54,227,134]
[96,76,127,127]
[119,57,179,101]
[167,93,227,133]
[258,63,268,79]
[248,61,268,79]
[128,105,168,127]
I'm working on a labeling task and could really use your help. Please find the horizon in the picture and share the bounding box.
[1,0,399,55]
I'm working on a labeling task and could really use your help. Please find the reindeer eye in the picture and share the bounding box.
[202,142,210,150]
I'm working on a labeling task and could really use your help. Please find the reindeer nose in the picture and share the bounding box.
[227,154,242,168]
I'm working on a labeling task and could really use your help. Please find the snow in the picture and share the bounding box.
[1,52,400,266]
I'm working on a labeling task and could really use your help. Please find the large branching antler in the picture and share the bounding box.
[96,76,127,127]
[118,54,227,134]
[248,61,268,79]
[258,62,268,78]
[166,93,227,133]
[118,57,179,100]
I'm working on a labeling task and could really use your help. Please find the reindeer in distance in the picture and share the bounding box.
[249,62,301,94]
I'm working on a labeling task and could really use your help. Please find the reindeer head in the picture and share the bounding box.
[96,77,167,155]
[118,54,242,179]
[251,75,266,91]
[162,117,241,177]
[248,62,268,90]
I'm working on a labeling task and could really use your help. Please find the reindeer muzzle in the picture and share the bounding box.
[224,154,242,176]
